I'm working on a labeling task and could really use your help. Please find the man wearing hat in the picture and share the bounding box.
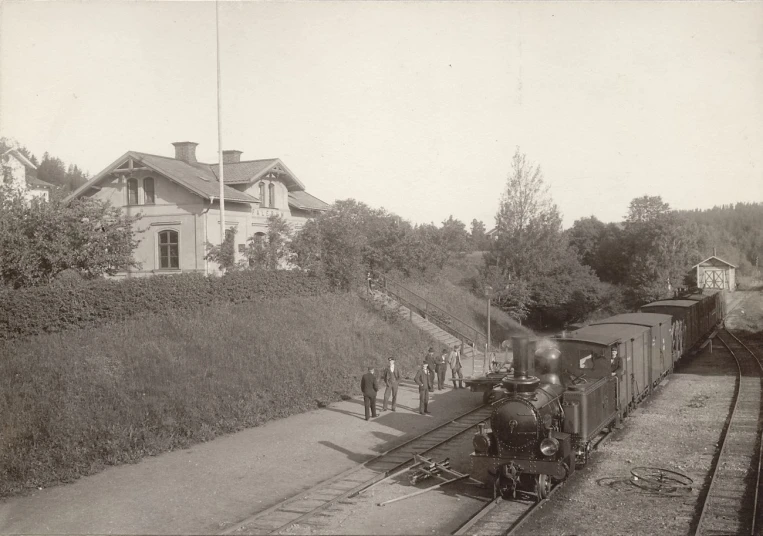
[436,349,448,390]
[424,347,437,392]
[381,356,401,411]
[414,361,433,415]
[449,344,464,389]
[360,366,379,421]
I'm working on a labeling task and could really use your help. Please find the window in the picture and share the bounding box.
[158,230,179,269]
[143,178,155,204]
[259,182,266,207]
[127,178,139,205]
[268,183,275,208]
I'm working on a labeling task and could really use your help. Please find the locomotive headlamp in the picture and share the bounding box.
[540,437,560,457]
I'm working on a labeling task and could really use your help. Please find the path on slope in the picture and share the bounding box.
[369,289,488,377]
[0,380,482,535]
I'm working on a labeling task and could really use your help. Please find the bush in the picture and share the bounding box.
[0,271,330,340]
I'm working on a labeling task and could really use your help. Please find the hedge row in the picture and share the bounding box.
[0,271,331,340]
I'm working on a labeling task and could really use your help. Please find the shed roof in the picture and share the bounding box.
[691,255,737,269]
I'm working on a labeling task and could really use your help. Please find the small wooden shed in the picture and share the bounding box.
[692,256,736,291]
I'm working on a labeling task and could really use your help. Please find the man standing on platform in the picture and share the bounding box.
[449,344,464,388]
[360,366,378,421]
[414,362,433,415]
[425,347,437,392]
[381,357,401,411]
[436,349,448,390]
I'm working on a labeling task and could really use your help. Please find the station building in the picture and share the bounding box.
[67,141,330,276]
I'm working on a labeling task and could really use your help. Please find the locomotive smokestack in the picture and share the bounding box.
[512,336,536,379]
[504,336,541,394]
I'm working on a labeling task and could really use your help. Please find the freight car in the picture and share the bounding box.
[470,291,723,501]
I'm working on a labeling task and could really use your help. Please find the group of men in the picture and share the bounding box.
[359,344,465,421]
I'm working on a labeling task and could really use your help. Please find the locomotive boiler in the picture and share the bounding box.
[471,337,576,501]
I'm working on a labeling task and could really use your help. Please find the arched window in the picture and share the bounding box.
[259,182,266,207]
[158,230,179,269]
[143,177,155,204]
[268,183,275,208]
[127,178,139,205]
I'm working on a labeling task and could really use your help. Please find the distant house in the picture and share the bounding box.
[486,227,498,241]
[1,148,53,202]
[67,141,330,276]
[692,255,737,291]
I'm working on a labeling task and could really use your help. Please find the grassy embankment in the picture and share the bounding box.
[402,251,533,346]
[0,293,434,499]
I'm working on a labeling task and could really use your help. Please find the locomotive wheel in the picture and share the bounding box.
[535,474,551,502]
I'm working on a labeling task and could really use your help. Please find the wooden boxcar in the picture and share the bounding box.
[554,314,673,415]
[640,291,723,360]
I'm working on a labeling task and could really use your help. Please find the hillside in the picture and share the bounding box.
[401,252,533,345]
[0,293,435,498]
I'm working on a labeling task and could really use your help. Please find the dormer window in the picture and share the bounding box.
[127,178,139,205]
[268,183,275,208]
[143,177,155,204]
[259,182,266,207]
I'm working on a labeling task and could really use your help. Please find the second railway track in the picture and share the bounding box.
[696,329,762,536]
[221,402,492,535]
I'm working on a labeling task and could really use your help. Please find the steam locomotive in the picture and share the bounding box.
[469,290,724,501]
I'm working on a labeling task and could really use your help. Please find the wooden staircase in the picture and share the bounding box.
[368,282,489,378]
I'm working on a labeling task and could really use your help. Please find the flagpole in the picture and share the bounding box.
[216,0,226,252]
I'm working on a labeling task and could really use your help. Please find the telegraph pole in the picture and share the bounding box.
[216,0,226,248]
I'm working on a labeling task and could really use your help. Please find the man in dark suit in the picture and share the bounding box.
[436,349,448,390]
[381,357,401,412]
[414,362,433,415]
[424,348,437,392]
[360,366,378,421]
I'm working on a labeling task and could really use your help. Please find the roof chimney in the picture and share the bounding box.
[223,150,243,164]
[172,142,198,164]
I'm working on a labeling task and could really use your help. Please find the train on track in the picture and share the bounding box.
[468,290,725,501]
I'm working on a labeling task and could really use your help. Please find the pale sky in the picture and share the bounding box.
[1,1,761,229]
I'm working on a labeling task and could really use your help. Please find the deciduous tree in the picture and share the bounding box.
[0,186,140,287]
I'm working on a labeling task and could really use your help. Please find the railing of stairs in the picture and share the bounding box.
[377,275,491,374]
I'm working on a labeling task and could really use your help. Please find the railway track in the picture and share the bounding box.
[221,403,492,535]
[695,329,762,536]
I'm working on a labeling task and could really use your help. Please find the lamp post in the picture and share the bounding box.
[485,285,492,374]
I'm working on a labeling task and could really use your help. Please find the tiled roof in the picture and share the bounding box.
[131,153,258,204]
[209,159,278,184]
[288,190,330,211]
[206,158,306,191]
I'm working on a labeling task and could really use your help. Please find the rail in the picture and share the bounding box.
[377,275,491,353]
